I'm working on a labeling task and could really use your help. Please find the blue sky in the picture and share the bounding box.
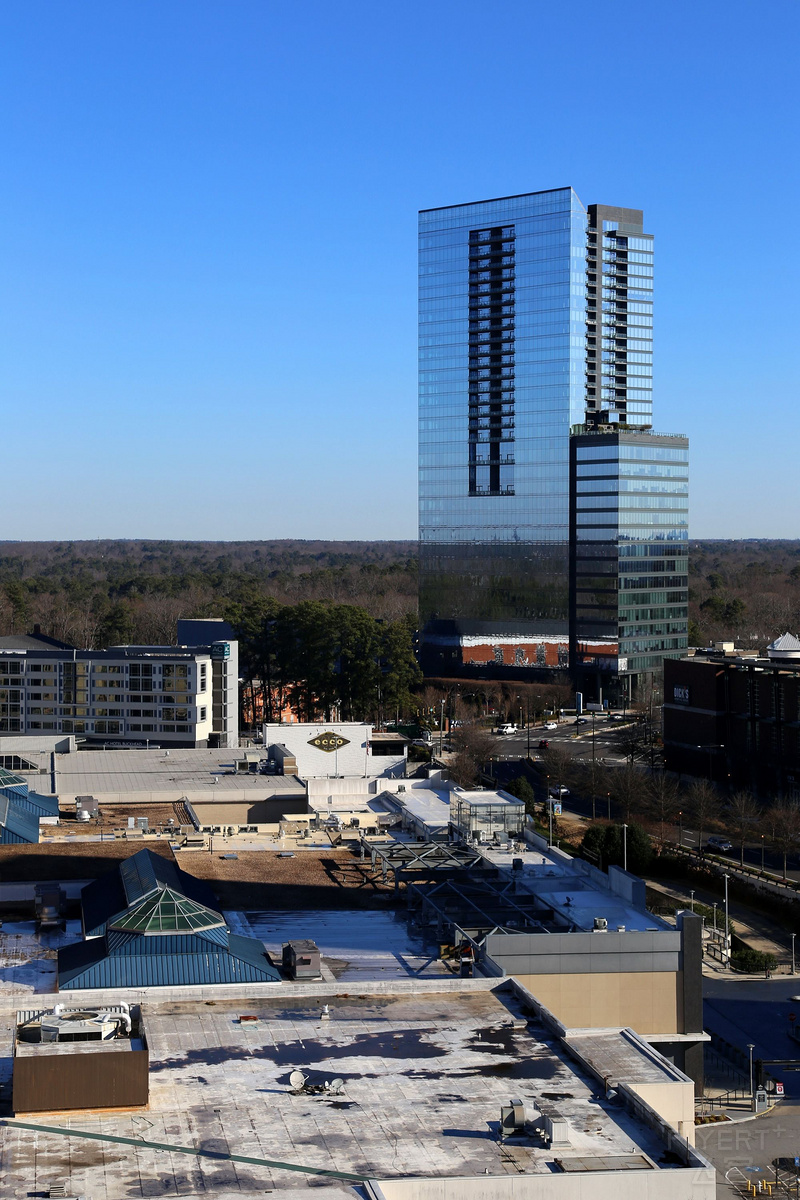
[1,0,797,540]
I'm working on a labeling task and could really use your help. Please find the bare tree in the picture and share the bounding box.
[447,722,494,789]
[647,770,680,845]
[573,758,613,821]
[686,779,721,850]
[611,764,650,823]
[541,745,575,802]
[726,790,762,867]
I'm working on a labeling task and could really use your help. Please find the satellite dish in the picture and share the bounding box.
[289,1069,307,1091]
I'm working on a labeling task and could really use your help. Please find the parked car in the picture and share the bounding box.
[706,836,733,853]
[495,723,517,735]
[544,722,558,730]
[548,785,570,798]
[537,739,550,750]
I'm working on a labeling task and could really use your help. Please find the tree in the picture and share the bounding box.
[686,779,721,850]
[380,616,422,721]
[767,804,800,880]
[505,775,536,815]
[726,790,762,867]
[572,759,613,821]
[448,721,494,789]
[647,771,680,845]
[610,764,650,823]
[581,822,652,874]
[541,745,574,800]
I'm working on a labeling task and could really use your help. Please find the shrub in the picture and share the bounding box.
[730,948,777,974]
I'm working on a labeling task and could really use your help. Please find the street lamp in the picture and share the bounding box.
[678,810,683,848]
[761,834,766,874]
[712,902,717,932]
[748,1043,756,1098]
[623,823,628,873]
[724,874,730,965]
[793,932,796,977]
[690,890,695,913]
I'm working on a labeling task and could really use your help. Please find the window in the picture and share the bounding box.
[200,707,207,721]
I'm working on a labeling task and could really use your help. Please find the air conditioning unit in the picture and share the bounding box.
[593,917,608,932]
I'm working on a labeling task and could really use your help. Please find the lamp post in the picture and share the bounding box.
[549,796,554,848]
[678,810,683,848]
[623,823,628,873]
[761,834,765,874]
[690,890,695,913]
[439,698,445,756]
[712,902,717,932]
[748,1043,756,1098]
[793,932,796,977]
[724,873,730,965]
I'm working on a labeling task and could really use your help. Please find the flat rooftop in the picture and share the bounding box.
[0,987,682,1197]
[47,749,308,801]
[479,847,670,934]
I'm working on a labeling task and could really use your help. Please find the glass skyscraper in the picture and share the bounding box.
[418,186,687,691]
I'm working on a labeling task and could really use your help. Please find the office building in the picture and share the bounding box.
[0,637,238,748]
[418,187,687,693]
[663,635,800,795]
[570,428,689,699]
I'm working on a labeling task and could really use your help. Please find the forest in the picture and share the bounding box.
[1,537,799,653]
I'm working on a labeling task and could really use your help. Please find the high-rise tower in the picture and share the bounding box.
[418,187,687,696]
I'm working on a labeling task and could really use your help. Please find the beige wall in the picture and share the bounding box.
[514,971,683,1034]
[628,1080,696,1146]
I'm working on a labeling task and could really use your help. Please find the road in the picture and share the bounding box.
[484,720,800,882]
[696,1101,800,1197]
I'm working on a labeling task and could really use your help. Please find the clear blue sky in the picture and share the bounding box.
[1,1,797,540]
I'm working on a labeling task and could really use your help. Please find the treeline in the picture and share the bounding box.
[689,539,800,648]
[232,598,421,724]
[5,537,800,656]
[0,540,418,648]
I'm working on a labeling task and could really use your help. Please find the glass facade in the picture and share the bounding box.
[570,431,689,687]
[419,186,685,687]
[419,188,588,670]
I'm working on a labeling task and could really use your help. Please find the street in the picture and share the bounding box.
[484,720,800,883]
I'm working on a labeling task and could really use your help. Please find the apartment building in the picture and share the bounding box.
[0,637,238,749]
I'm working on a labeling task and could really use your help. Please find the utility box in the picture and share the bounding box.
[753,1087,769,1113]
[282,939,322,980]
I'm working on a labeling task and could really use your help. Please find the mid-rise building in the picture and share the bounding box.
[0,637,238,748]
[418,187,687,695]
[570,428,689,700]
[663,635,800,795]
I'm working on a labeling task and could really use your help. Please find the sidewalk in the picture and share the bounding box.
[646,878,792,963]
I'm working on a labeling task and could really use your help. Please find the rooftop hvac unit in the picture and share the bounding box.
[22,1008,131,1044]
[593,917,608,932]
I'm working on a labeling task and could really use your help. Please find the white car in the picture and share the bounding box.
[496,723,517,735]
[544,722,558,730]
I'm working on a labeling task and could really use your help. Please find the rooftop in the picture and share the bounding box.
[47,748,308,801]
[0,987,691,1196]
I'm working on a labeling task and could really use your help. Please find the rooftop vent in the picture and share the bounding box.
[593,917,608,932]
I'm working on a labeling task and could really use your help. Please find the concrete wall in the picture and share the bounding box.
[366,1169,715,1200]
[512,971,682,1033]
[484,929,682,977]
